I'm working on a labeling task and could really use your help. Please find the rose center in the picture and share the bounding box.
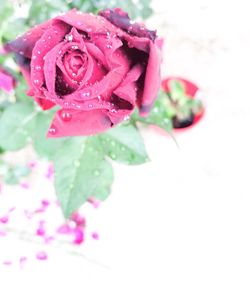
[63,51,88,79]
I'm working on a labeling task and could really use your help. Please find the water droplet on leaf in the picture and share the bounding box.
[94,170,100,176]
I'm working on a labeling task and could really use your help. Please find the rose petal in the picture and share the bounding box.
[99,8,157,41]
[30,22,69,91]
[139,41,161,115]
[4,20,52,58]
[56,9,118,36]
[47,109,112,137]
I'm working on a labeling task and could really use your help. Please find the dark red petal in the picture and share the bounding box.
[99,8,157,41]
[4,20,52,58]
[47,109,112,137]
[30,22,69,91]
[55,9,117,35]
[139,41,161,116]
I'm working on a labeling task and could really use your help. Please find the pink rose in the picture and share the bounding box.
[5,8,161,137]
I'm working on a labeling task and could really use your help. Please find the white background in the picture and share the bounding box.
[1,0,250,293]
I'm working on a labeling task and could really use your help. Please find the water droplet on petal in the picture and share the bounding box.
[65,34,73,42]
[33,79,39,84]
[32,55,37,59]
[60,111,72,121]
[88,104,93,108]
[81,91,91,98]
[37,50,41,54]
[19,51,24,55]
[35,65,41,70]
[48,125,57,135]
[106,44,112,49]
[110,108,117,113]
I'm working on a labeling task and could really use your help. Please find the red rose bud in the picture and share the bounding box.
[0,66,16,92]
[4,9,161,137]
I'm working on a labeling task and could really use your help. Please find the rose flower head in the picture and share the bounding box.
[5,8,161,137]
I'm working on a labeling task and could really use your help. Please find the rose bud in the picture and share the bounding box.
[4,8,161,137]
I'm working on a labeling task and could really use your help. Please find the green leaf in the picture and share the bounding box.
[53,137,114,218]
[99,123,149,165]
[33,110,66,159]
[15,76,32,103]
[0,160,30,185]
[0,103,36,150]
[4,165,31,185]
[2,18,28,42]
[168,79,186,102]
[133,91,173,133]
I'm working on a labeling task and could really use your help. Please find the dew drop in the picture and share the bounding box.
[35,65,41,70]
[65,34,73,42]
[106,44,112,49]
[74,160,80,167]
[32,55,37,59]
[37,50,41,54]
[111,140,116,146]
[33,79,39,84]
[19,51,24,55]
[48,36,52,40]
[60,111,72,121]
[110,153,116,159]
[88,104,93,108]
[93,170,100,176]
[48,125,57,135]
[110,108,117,113]
[71,45,78,50]
[97,95,101,101]
[81,91,91,98]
